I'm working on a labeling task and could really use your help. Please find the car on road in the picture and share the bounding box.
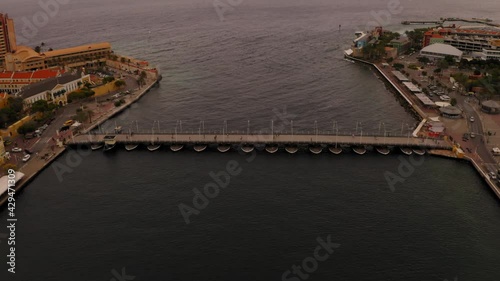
[439,95,451,101]
[3,139,12,146]
[63,119,74,126]
[12,147,22,152]
[470,132,475,138]
[470,116,475,122]
[489,172,497,180]
[22,154,31,162]
[41,124,49,130]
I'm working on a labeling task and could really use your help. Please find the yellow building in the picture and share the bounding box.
[4,43,112,71]
[42,42,112,68]
[4,46,45,71]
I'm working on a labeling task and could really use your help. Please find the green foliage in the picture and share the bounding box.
[408,64,418,70]
[0,97,25,129]
[31,100,49,113]
[114,99,126,107]
[102,76,115,84]
[67,89,95,103]
[418,56,430,64]
[17,121,37,135]
[114,79,126,88]
[393,63,404,70]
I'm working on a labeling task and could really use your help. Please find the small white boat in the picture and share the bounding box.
[217,144,231,153]
[103,135,117,151]
[400,147,413,155]
[194,144,207,152]
[329,146,342,154]
[147,144,161,151]
[91,143,104,151]
[125,144,138,151]
[352,146,367,155]
[241,144,254,153]
[265,145,279,154]
[285,146,299,154]
[413,148,425,155]
[309,146,322,154]
[171,144,184,152]
[375,146,390,155]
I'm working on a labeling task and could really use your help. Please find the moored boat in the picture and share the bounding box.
[241,144,254,153]
[265,145,279,154]
[217,144,231,153]
[125,144,138,151]
[147,144,161,151]
[375,146,390,155]
[400,147,413,155]
[352,146,367,155]
[103,135,116,151]
[328,146,342,154]
[285,146,299,154]
[171,144,184,152]
[194,144,207,152]
[413,148,425,155]
[309,146,322,154]
[91,143,104,151]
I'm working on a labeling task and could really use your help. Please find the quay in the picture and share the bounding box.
[68,133,451,150]
[0,78,160,208]
[343,54,500,200]
[401,17,500,27]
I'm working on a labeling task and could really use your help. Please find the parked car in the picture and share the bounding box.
[3,139,12,146]
[470,132,476,138]
[489,172,497,180]
[22,154,31,162]
[439,95,451,101]
[11,147,22,152]
[41,124,49,130]
[470,116,475,122]
[63,119,74,126]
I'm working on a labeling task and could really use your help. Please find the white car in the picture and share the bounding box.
[489,172,497,180]
[22,154,31,162]
[470,116,475,122]
[439,95,450,101]
[12,147,22,152]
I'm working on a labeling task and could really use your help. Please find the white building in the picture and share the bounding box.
[17,72,90,107]
[420,43,463,61]
[480,48,500,60]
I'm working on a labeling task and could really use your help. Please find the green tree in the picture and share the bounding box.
[31,100,50,113]
[17,121,37,136]
[393,63,404,70]
[114,79,126,88]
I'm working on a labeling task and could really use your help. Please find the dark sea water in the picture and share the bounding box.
[1,0,500,280]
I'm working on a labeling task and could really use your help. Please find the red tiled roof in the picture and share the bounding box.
[12,72,33,79]
[0,72,13,79]
[31,69,61,79]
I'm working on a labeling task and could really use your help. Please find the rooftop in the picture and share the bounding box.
[421,43,463,57]
[41,42,111,58]
[18,73,82,99]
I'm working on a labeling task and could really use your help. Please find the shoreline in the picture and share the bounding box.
[345,55,500,200]
[0,78,159,208]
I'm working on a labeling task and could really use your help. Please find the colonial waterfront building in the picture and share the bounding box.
[0,68,65,94]
[17,72,91,107]
[4,43,112,71]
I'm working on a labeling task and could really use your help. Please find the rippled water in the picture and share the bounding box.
[2,0,500,280]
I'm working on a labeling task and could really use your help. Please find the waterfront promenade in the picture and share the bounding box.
[0,77,159,207]
[345,54,500,200]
